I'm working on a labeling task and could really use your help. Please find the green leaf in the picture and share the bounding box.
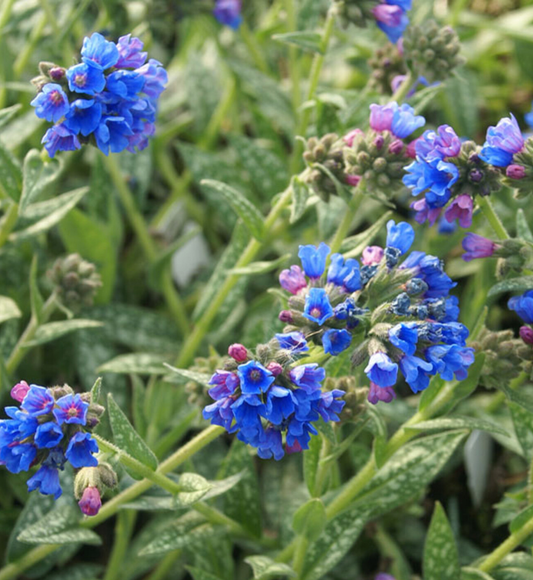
[290,176,311,224]
[42,563,103,580]
[303,434,322,497]
[492,553,533,580]
[509,504,533,539]
[229,254,291,275]
[202,471,246,502]
[488,276,533,299]
[292,498,326,543]
[164,364,211,385]
[17,506,101,546]
[200,179,265,241]
[0,141,22,201]
[0,296,21,325]
[406,417,510,437]
[12,187,88,241]
[29,255,44,322]
[98,353,171,375]
[0,104,22,130]
[187,567,225,580]
[509,402,533,461]
[244,556,296,580]
[461,568,495,580]
[500,384,533,414]
[176,473,213,506]
[24,320,104,347]
[272,31,323,53]
[107,393,158,472]
[90,377,102,404]
[423,502,460,580]
[516,209,533,243]
[139,512,220,556]
[19,149,62,216]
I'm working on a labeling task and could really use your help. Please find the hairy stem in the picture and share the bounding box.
[476,195,510,240]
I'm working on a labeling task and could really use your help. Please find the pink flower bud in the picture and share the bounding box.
[11,380,30,403]
[388,139,404,155]
[267,362,283,376]
[506,164,526,179]
[49,67,65,80]
[345,174,361,187]
[228,343,248,362]
[373,134,385,150]
[520,326,533,345]
[343,128,363,147]
[406,138,418,159]
[362,246,384,266]
[78,486,102,516]
[279,310,293,323]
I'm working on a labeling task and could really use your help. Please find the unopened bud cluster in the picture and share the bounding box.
[48,254,102,311]
[368,43,407,94]
[303,134,348,201]
[74,462,118,516]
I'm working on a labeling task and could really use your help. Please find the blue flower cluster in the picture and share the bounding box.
[278,221,475,404]
[31,33,167,157]
[372,0,412,43]
[479,114,524,168]
[0,382,99,499]
[203,339,345,460]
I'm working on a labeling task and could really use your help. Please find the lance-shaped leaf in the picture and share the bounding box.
[229,254,291,275]
[107,393,158,472]
[292,498,326,543]
[0,104,22,130]
[19,149,62,215]
[0,141,22,201]
[273,31,324,53]
[24,320,104,347]
[406,417,510,438]
[164,363,212,385]
[423,502,460,580]
[175,473,212,506]
[517,209,533,243]
[290,176,312,223]
[509,402,533,461]
[98,353,170,375]
[0,296,22,325]
[200,179,265,240]
[488,276,533,299]
[244,556,296,580]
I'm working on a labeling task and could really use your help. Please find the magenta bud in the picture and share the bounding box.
[368,381,396,405]
[406,139,418,159]
[362,246,384,266]
[49,67,65,80]
[520,326,533,345]
[279,310,293,323]
[228,343,248,362]
[506,164,526,179]
[343,128,363,147]
[267,362,283,376]
[373,135,385,150]
[345,174,361,187]
[469,168,483,183]
[11,380,30,403]
[279,265,307,295]
[388,139,404,155]
[78,486,102,516]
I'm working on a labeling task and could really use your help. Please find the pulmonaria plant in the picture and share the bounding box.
[203,342,345,460]
[279,221,475,404]
[403,125,501,228]
[0,382,103,506]
[31,32,167,157]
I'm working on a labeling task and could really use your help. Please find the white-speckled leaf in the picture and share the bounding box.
[509,402,533,461]
[25,320,103,347]
[19,149,62,215]
[244,555,296,579]
[406,417,509,438]
[423,502,460,580]
[176,473,212,506]
[0,296,21,325]
[461,568,495,579]
[98,353,170,375]
[107,393,158,471]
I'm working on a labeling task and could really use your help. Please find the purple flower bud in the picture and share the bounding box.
[11,380,30,403]
[369,103,396,132]
[368,381,396,404]
[444,194,473,228]
[372,4,404,28]
[267,362,283,376]
[462,233,496,262]
[362,246,384,266]
[388,139,404,155]
[410,198,441,226]
[343,128,363,147]
[506,164,526,179]
[406,138,418,159]
[49,67,65,80]
[374,134,385,150]
[279,265,307,294]
[228,343,248,362]
[345,174,361,187]
[78,486,102,516]
[469,168,483,182]
[279,310,293,323]
[520,326,533,345]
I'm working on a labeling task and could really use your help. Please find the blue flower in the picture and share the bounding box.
[426,345,475,381]
[508,290,533,324]
[0,442,36,474]
[327,254,361,292]
[136,59,168,99]
[203,397,236,432]
[322,329,352,356]
[30,84,69,123]
[105,70,145,101]
[34,422,64,449]
[289,364,326,394]
[298,243,330,279]
[81,32,119,70]
[65,99,102,136]
[275,332,309,353]
[265,386,296,425]
[443,296,460,322]
[213,0,243,29]
[42,124,81,158]
[231,395,265,432]
[390,104,425,138]
[94,116,133,155]
[479,114,524,167]
[65,432,98,468]
[53,394,89,426]
[237,361,274,395]
[303,288,334,325]
[365,352,398,387]
[372,2,409,43]
[389,323,418,355]
[66,62,106,95]
[257,427,284,460]
[207,371,239,400]
[399,355,433,393]
[403,158,458,208]
[386,220,415,255]
[116,34,147,68]
[286,417,317,451]
[21,385,55,416]
[27,465,62,499]
[317,390,345,422]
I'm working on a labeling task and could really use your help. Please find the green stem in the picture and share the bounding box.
[0,545,60,580]
[476,195,510,240]
[239,22,270,75]
[477,512,533,572]
[102,154,190,336]
[103,511,136,580]
[146,551,183,580]
[285,0,301,112]
[292,536,309,579]
[153,409,198,458]
[289,5,337,174]
[0,0,16,30]
[13,14,47,78]
[0,203,19,249]
[6,293,57,375]
[175,185,294,367]
[199,77,236,149]
[313,436,332,497]
[329,189,365,254]
[391,72,414,104]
